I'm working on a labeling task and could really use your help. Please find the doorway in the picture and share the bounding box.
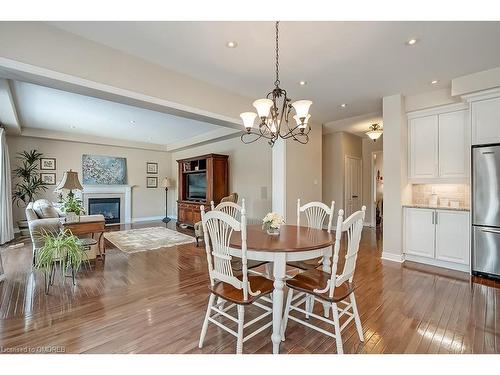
[371,151,383,228]
[344,156,362,217]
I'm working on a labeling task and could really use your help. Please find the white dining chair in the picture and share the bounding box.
[211,198,270,277]
[198,205,274,354]
[281,206,366,354]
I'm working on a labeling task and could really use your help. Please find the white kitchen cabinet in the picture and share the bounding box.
[409,116,439,179]
[404,208,435,258]
[439,110,469,178]
[471,96,500,145]
[408,104,470,182]
[404,207,470,271]
[435,210,470,265]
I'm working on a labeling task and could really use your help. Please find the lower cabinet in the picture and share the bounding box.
[177,201,203,226]
[404,207,470,271]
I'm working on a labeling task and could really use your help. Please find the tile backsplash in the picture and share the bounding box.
[411,184,470,208]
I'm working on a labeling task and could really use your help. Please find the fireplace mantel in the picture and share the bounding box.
[81,185,132,224]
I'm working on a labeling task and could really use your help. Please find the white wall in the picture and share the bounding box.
[7,135,171,223]
[169,137,272,221]
[382,94,411,261]
[362,136,383,226]
[322,131,362,213]
[285,125,323,224]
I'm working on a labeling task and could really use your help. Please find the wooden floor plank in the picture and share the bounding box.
[0,221,499,354]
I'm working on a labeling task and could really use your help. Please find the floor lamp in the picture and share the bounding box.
[162,177,175,223]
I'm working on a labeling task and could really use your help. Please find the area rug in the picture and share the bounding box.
[104,227,195,254]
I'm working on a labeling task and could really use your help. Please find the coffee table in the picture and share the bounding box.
[63,215,106,258]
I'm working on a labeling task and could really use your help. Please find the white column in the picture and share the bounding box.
[382,94,411,262]
[272,138,287,219]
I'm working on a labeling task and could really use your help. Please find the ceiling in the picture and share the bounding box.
[11,81,223,147]
[48,21,500,124]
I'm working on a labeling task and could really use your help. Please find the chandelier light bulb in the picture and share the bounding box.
[253,98,273,119]
[293,114,311,129]
[292,100,313,119]
[240,112,257,130]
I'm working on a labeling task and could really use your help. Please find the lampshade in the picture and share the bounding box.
[253,98,273,118]
[366,123,383,142]
[292,100,313,119]
[55,170,83,191]
[161,177,175,188]
[240,112,257,130]
[293,114,311,129]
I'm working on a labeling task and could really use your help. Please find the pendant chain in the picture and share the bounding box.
[274,21,280,87]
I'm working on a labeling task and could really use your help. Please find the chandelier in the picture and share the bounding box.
[366,123,383,142]
[240,22,313,146]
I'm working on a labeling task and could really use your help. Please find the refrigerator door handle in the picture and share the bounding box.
[481,228,500,235]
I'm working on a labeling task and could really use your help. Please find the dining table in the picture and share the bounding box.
[229,224,334,354]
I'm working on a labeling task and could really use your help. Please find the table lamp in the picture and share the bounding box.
[55,170,83,198]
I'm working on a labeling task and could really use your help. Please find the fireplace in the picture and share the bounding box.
[88,197,121,224]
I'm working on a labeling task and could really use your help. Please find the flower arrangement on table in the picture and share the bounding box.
[262,212,285,235]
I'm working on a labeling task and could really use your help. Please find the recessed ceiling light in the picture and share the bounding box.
[226,41,238,48]
[406,38,418,46]
[130,120,136,125]
[299,80,307,86]
[340,103,347,108]
[431,80,439,85]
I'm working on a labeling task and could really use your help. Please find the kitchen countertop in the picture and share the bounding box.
[403,204,470,212]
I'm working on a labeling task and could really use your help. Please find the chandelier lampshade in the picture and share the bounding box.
[366,123,383,141]
[240,112,258,130]
[240,22,313,146]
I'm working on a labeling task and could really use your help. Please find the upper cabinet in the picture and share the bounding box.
[408,103,470,183]
[471,96,500,145]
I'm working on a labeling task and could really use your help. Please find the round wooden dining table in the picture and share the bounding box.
[229,224,333,354]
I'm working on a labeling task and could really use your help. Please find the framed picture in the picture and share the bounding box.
[40,158,56,170]
[146,162,158,174]
[40,173,56,185]
[146,176,158,188]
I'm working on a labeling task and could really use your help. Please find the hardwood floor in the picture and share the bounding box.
[0,221,498,354]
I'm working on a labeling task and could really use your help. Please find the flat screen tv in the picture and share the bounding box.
[187,172,207,201]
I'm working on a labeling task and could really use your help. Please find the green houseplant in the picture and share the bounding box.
[62,195,85,222]
[12,150,48,235]
[34,229,87,293]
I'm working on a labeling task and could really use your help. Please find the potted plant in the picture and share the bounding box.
[12,150,48,236]
[34,229,87,293]
[62,195,85,223]
[262,212,285,235]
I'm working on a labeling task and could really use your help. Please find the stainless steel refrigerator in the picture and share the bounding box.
[472,144,500,278]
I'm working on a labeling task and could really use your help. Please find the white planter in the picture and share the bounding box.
[65,212,80,223]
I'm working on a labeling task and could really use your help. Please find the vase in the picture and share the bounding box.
[266,227,280,236]
[65,212,80,224]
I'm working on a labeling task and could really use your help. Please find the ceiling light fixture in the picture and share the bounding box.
[366,123,383,142]
[226,41,238,48]
[431,80,438,85]
[130,120,136,125]
[406,38,418,46]
[299,80,307,86]
[340,103,347,108]
[239,22,312,147]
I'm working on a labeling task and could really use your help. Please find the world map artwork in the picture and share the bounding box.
[82,154,127,185]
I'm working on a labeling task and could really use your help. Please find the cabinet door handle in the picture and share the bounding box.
[481,228,500,235]
[431,211,434,225]
[435,212,438,225]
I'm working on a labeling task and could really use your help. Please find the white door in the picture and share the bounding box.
[472,97,500,145]
[404,208,435,258]
[345,156,362,217]
[409,115,439,179]
[439,110,469,178]
[435,210,470,265]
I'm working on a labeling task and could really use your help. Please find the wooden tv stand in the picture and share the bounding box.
[176,154,229,227]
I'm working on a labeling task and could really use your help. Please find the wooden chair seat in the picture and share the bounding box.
[210,275,274,305]
[232,259,269,272]
[286,268,354,303]
[286,260,320,271]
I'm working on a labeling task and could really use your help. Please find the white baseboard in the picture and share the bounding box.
[404,254,469,273]
[381,251,405,263]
